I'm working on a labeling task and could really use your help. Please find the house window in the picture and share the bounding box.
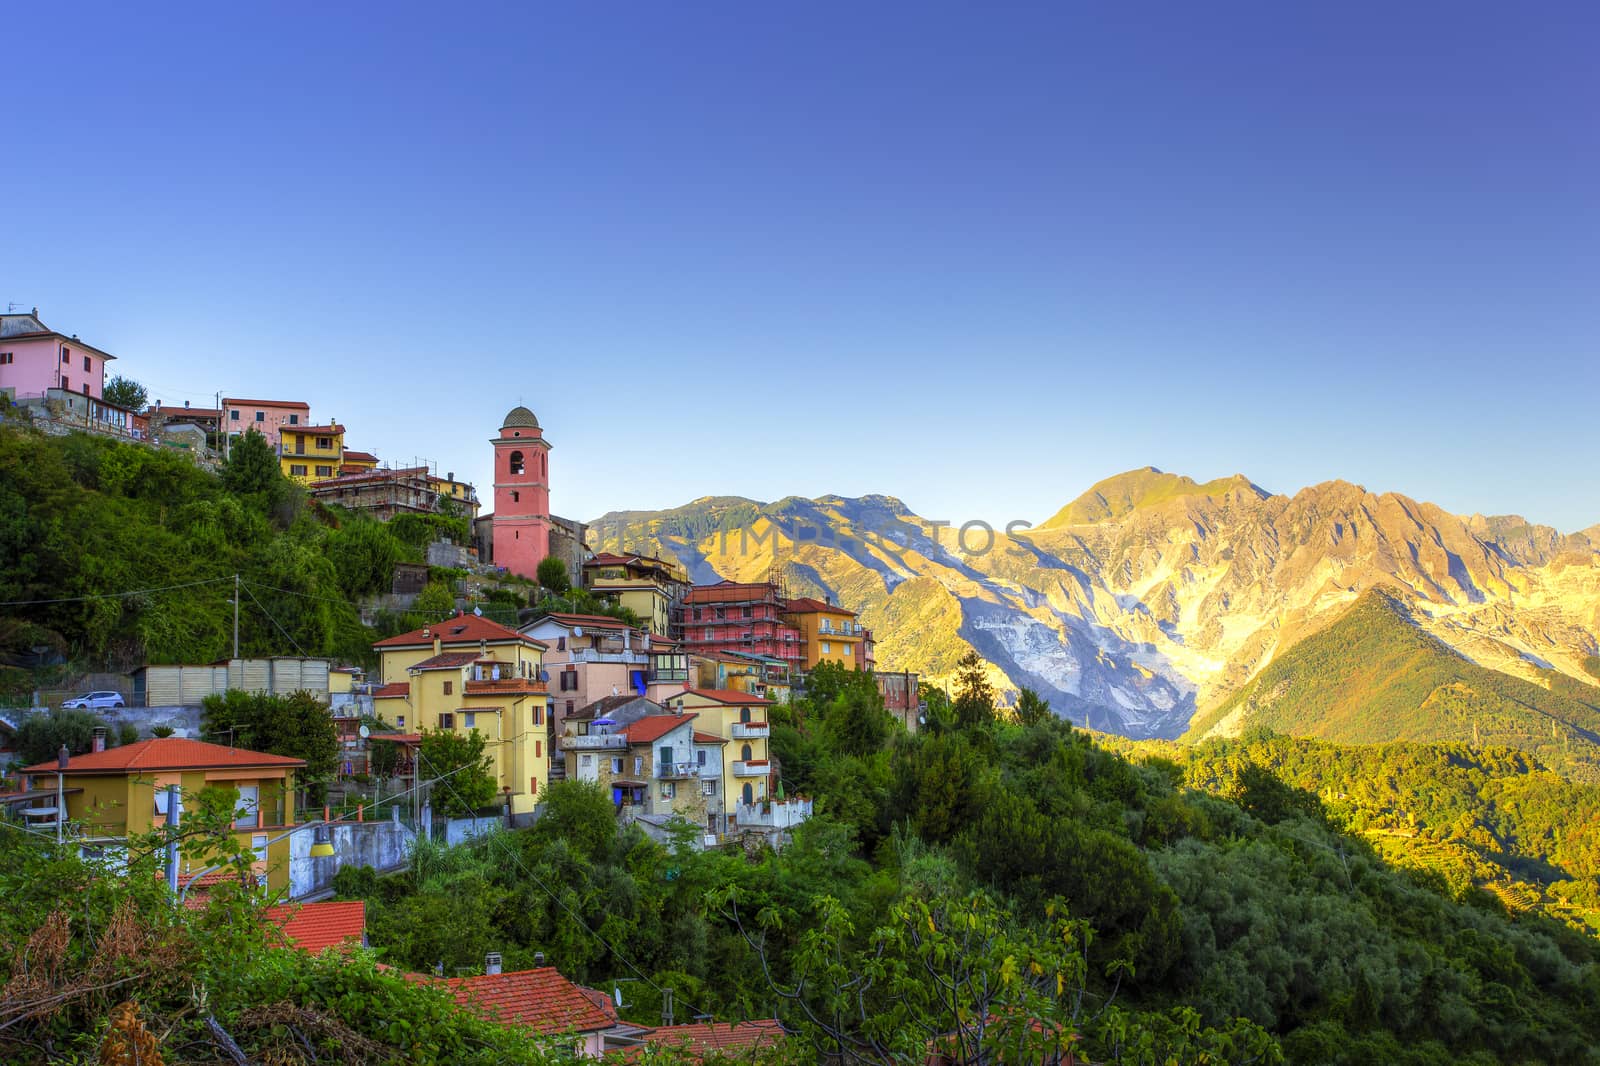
[557,637,566,651]
[443,681,453,695]
[255,411,264,421]
[82,383,89,395]
[702,780,717,796]
[315,465,333,477]
[704,628,713,641]
[535,740,542,757]
[252,834,269,864]
[62,349,70,363]
[463,711,476,729]
[289,464,307,476]
[634,756,643,776]
[512,491,520,503]
[532,705,543,725]
[289,414,299,424]
[439,712,455,729]
[82,355,90,371]
[697,749,707,766]
[62,377,69,391]
[565,700,574,715]
[233,785,259,829]
[610,757,623,774]
[0,352,11,364]
[741,743,753,761]
[821,642,831,654]
[230,410,240,421]
[396,715,405,729]
[660,781,675,799]
[318,438,332,449]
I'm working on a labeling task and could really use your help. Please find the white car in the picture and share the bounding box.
[62,691,126,710]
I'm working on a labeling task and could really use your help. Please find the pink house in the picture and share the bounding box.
[0,309,114,402]
[222,397,311,448]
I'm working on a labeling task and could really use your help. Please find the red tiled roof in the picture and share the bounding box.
[223,398,310,409]
[409,651,485,672]
[374,612,547,650]
[442,968,617,1034]
[289,423,344,435]
[633,1020,787,1060]
[676,688,774,707]
[682,581,781,605]
[585,552,635,566]
[783,597,856,616]
[151,405,221,418]
[342,450,379,462]
[21,737,304,776]
[264,901,366,953]
[693,731,727,745]
[622,714,697,744]
[373,682,410,698]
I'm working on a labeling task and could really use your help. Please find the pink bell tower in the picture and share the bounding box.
[491,406,552,580]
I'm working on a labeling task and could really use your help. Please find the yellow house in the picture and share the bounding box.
[340,449,381,473]
[21,737,304,893]
[427,472,481,520]
[690,651,793,703]
[782,597,866,670]
[280,423,346,484]
[372,612,552,814]
[582,552,689,636]
[661,688,773,808]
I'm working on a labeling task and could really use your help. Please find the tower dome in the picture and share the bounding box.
[501,406,540,430]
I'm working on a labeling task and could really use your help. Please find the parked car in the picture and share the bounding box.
[61,691,126,710]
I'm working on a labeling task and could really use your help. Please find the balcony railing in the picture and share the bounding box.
[567,648,646,665]
[564,733,628,750]
[731,722,769,739]
[464,678,548,696]
[817,623,863,638]
[647,668,689,684]
[656,761,700,780]
[733,797,813,829]
[732,760,770,777]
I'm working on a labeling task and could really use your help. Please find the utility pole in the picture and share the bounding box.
[217,391,227,460]
[662,986,674,1028]
[233,573,241,659]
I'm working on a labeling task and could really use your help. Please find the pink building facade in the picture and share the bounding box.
[0,310,112,401]
[491,406,551,579]
[222,397,311,448]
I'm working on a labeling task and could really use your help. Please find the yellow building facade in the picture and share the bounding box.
[662,688,773,807]
[372,613,552,814]
[280,423,346,484]
[582,552,689,636]
[20,738,304,893]
[782,598,866,670]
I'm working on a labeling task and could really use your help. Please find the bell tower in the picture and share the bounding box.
[491,406,552,580]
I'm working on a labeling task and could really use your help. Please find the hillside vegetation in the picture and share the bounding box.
[1185,590,1600,781]
[0,425,467,682]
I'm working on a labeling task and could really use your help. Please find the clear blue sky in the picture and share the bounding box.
[7,3,1597,531]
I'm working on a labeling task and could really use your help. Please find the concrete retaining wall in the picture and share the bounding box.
[289,813,416,899]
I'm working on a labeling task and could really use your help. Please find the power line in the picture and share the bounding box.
[239,580,308,657]
[0,576,234,607]
[414,749,714,1022]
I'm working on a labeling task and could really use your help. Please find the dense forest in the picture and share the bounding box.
[332,664,1600,1065]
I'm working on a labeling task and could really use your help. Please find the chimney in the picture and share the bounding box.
[534,951,546,968]
[184,400,190,408]
[92,727,107,753]
[486,952,503,975]
[447,471,454,483]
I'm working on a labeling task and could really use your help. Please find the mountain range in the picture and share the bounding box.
[590,468,1600,762]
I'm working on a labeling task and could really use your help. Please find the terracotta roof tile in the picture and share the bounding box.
[629,1020,786,1060]
[693,731,728,744]
[783,597,856,616]
[537,613,635,631]
[442,968,616,1034]
[374,613,546,650]
[21,737,304,776]
[223,398,310,409]
[409,651,485,671]
[264,901,366,953]
[622,714,697,744]
[373,682,410,698]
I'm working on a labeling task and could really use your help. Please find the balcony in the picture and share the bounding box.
[734,797,813,829]
[567,648,646,666]
[731,722,769,739]
[647,668,689,684]
[564,733,628,750]
[656,761,700,780]
[732,760,770,778]
[817,623,863,638]
[464,677,547,696]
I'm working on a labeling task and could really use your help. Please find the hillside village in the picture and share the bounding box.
[0,308,932,1053]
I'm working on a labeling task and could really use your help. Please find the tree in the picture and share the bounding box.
[200,690,339,801]
[418,729,498,816]
[1015,687,1053,728]
[824,684,895,758]
[410,581,457,625]
[951,651,995,730]
[103,375,148,411]
[529,780,617,862]
[221,428,291,513]
[536,555,571,595]
[15,708,99,765]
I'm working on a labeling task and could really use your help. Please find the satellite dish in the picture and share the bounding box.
[358,724,370,738]
[473,606,483,616]
[573,626,583,637]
